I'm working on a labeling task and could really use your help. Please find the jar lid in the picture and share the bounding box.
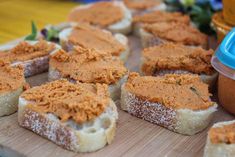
[215,28,235,70]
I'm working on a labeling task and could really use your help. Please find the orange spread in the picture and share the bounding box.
[0,40,55,62]
[68,2,124,27]
[21,79,109,124]
[125,73,213,110]
[68,24,125,56]
[133,11,190,24]
[142,43,214,75]
[218,74,235,115]
[124,0,161,10]
[50,47,127,85]
[143,22,208,46]
[209,122,235,144]
[0,61,24,93]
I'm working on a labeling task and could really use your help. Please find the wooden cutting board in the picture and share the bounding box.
[0,36,233,157]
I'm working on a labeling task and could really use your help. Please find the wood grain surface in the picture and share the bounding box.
[0,36,233,157]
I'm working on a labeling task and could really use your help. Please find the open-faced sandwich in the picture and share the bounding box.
[49,46,128,100]
[204,120,235,157]
[59,23,129,62]
[121,73,217,135]
[0,61,25,116]
[0,40,61,77]
[18,79,118,152]
[140,22,208,48]
[133,11,190,36]
[141,43,218,88]
[123,0,166,15]
[67,1,132,35]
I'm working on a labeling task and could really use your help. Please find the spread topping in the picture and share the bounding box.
[0,61,24,93]
[209,122,235,144]
[69,24,125,56]
[133,11,190,24]
[50,47,127,85]
[68,2,124,27]
[124,0,161,10]
[0,40,55,62]
[21,79,110,124]
[142,43,214,75]
[143,22,207,46]
[125,73,214,110]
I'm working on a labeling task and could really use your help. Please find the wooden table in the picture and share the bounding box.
[0,36,233,157]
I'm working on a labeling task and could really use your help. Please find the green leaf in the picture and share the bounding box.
[46,28,59,41]
[25,21,37,40]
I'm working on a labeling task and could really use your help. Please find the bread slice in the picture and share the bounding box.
[0,87,23,116]
[120,73,217,135]
[68,1,132,35]
[59,27,130,62]
[18,81,118,153]
[0,41,61,77]
[204,120,235,157]
[140,66,218,91]
[48,66,127,101]
[127,2,166,16]
[139,27,208,49]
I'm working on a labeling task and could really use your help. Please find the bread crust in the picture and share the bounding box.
[18,97,118,152]
[121,85,217,135]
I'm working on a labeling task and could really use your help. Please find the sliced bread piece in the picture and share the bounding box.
[59,23,130,62]
[123,0,166,16]
[121,73,217,135]
[0,61,25,116]
[140,22,208,48]
[49,47,128,100]
[133,11,190,36]
[0,40,61,77]
[140,43,218,89]
[18,79,118,153]
[67,1,132,35]
[204,120,235,157]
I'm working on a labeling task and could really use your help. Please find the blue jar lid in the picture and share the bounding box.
[216,28,235,70]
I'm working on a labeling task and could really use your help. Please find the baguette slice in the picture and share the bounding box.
[0,63,25,117]
[18,80,118,153]
[48,66,127,101]
[140,23,208,49]
[0,41,61,77]
[0,86,24,116]
[124,1,166,16]
[204,120,235,157]
[140,43,218,89]
[59,26,130,63]
[68,1,132,35]
[121,73,217,135]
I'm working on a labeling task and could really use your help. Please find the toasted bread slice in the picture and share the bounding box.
[68,1,132,35]
[59,26,130,62]
[0,41,61,77]
[124,0,166,16]
[139,22,208,49]
[121,73,217,135]
[0,63,25,117]
[204,120,235,157]
[140,43,218,89]
[18,80,118,153]
[48,66,127,101]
